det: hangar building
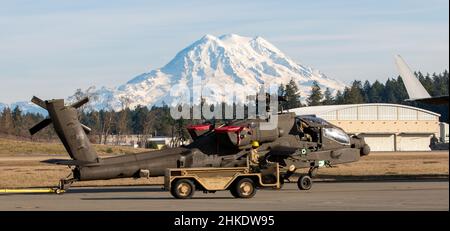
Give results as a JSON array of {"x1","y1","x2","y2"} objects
[{"x1": 290, "y1": 103, "x2": 440, "y2": 151}]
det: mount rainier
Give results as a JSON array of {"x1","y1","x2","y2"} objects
[
  {"x1": 88, "y1": 34, "x2": 345, "y2": 111},
  {"x1": 5, "y1": 34, "x2": 346, "y2": 113}
]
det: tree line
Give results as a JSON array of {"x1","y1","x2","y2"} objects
[
  {"x1": 0, "y1": 70, "x2": 448, "y2": 143},
  {"x1": 298, "y1": 70, "x2": 448, "y2": 122}
]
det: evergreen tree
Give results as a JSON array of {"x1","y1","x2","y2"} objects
[
  {"x1": 362, "y1": 80, "x2": 371, "y2": 103},
  {"x1": 420, "y1": 73, "x2": 434, "y2": 94},
  {"x1": 383, "y1": 79, "x2": 395, "y2": 103},
  {"x1": 432, "y1": 71, "x2": 448, "y2": 96},
  {"x1": 322, "y1": 88, "x2": 334, "y2": 105},
  {"x1": 394, "y1": 76, "x2": 408, "y2": 101},
  {"x1": 12, "y1": 106, "x2": 23, "y2": 136},
  {"x1": 131, "y1": 105, "x2": 149, "y2": 134},
  {"x1": 306, "y1": 81, "x2": 323, "y2": 106},
  {"x1": 343, "y1": 81, "x2": 364, "y2": 104},
  {"x1": 369, "y1": 80, "x2": 384, "y2": 103},
  {"x1": 334, "y1": 90, "x2": 344, "y2": 104},
  {"x1": 442, "y1": 70, "x2": 449, "y2": 95},
  {"x1": 284, "y1": 79, "x2": 303, "y2": 109},
  {"x1": 278, "y1": 84, "x2": 287, "y2": 111}
]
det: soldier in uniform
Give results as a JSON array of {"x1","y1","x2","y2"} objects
[{"x1": 249, "y1": 140, "x2": 260, "y2": 172}]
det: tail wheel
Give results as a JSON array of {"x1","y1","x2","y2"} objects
[
  {"x1": 297, "y1": 175, "x2": 312, "y2": 190},
  {"x1": 361, "y1": 144, "x2": 371, "y2": 156},
  {"x1": 231, "y1": 178, "x2": 257, "y2": 199},
  {"x1": 171, "y1": 179, "x2": 195, "y2": 199},
  {"x1": 308, "y1": 167, "x2": 318, "y2": 178}
]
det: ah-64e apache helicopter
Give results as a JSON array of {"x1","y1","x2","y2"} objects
[{"x1": 29, "y1": 95, "x2": 370, "y2": 191}]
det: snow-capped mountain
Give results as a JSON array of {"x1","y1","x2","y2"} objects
[
  {"x1": 9, "y1": 34, "x2": 346, "y2": 113},
  {"x1": 0, "y1": 101, "x2": 48, "y2": 116},
  {"x1": 0, "y1": 103, "x2": 6, "y2": 112},
  {"x1": 87, "y1": 34, "x2": 345, "y2": 111},
  {"x1": 11, "y1": 102, "x2": 48, "y2": 116}
]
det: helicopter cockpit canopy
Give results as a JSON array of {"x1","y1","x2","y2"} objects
[
  {"x1": 323, "y1": 127, "x2": 351, "y2": 145},
  {"x1": 296, "y1": 115, "x2": 351, "y2": 145},
  {"x1": 297, "y1": 115, "x2": 330, "y2": 127}
]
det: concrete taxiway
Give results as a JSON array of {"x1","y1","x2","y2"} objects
[{"x1": 0, "y1": 181, "x2": 448, "y2": 211}]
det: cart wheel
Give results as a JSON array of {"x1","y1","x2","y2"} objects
[
  {"x1": 297, "y1": 175, "x2": 312, "y2": 190},
  {"x1": 230, "y1": 188, "x2": 239, "y2": 198},
  {"x1": 231, "y1": 178, "x2": 257, "y2": 198},
  {"x1": 171, "y1": 179, "x2": 195, "y2": 199}
]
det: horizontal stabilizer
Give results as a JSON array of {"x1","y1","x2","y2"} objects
[
  {"x1": 29, "y1": 118, "x2": 52, "y2": 135},
  {"x1": 41, "y1": 159, "x2": 101, "y2": 166}
]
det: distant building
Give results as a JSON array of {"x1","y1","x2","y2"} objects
[
  {"x1": 101, "y1": 135, "x2": 186, "y2": 149},
  {"x1": 440, "y1": 122, "x2": 449, "y2": 143},
  {"x1": 148, "y1": 136, "x2": 175, "y2": 149},
  {"x1": 101, "y1": 134, "x2": 141, "y2": 147},
  {"x1": 290, "y1": 103, "x2": 441, "y2": 151}
]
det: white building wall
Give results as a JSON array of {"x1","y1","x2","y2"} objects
[
  {"x1": 378, "y1": 106, "x2": 397, "y2": 120},
  {"x1": 440, "y1": 122, "x2": 449, "y2": 143},
  {"x1": 292, "y1": 103, "x2": 441, "y2": 152},
  {"x1": 337, "y1": 107, "x2": 357, "y2": 120},
  {"x1": 398, "y1": 107, "x2": 417, "y2": 120},
  {"x1": 358, "y1": 105, "x2": 377, "y2": 120},
  {"x1": 361, "y1": 134, "x2": 395, "y2": 152},
  {"x1": 397, "y1": 134, "x2": 432, "y2": 151}
]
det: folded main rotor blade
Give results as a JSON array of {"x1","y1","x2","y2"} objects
[
  {"x1": 70, "y1": 97, "x2": 89, "y2": 109},
  {"x1": 29, "y1": 118, "x2": 52, "y2": 135},
  {"x1": 31, "y1": 96, "x2": 47, "y2": 109}
]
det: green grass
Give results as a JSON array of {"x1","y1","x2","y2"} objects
[{"x1": 0, "y1": 138, "x2": 149, "y2": 156}]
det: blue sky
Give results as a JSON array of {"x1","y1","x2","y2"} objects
[{"x1": 0, "y1": 0, "x2": 448, "y2": 103}]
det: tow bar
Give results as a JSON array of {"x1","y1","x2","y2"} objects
[{"x1": 0, "y1": 188, "x2": 65, "y2": 194}]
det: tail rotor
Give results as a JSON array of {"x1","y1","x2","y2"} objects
[
  {"x1": 28, "y1": 96, "x2": 91, "y2": 135},
  {"x1": 28, "y1": 95, "x2": 99, "y2": 164}
]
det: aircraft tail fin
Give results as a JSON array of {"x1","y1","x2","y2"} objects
[
  {"x1": 29, "y1": 96, "x2": 100, "y2": 164},
  {"x1": 394, "y1": 55, "x2": 431, "y2": 100}
]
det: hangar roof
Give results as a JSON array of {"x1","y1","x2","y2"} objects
[{"x1": 289, "y1": 103, "x2": 440, "y2": 117}]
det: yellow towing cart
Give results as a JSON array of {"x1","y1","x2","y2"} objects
[{"x1": 165, "y1": 163, "x2": 281, "y2": 199}]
